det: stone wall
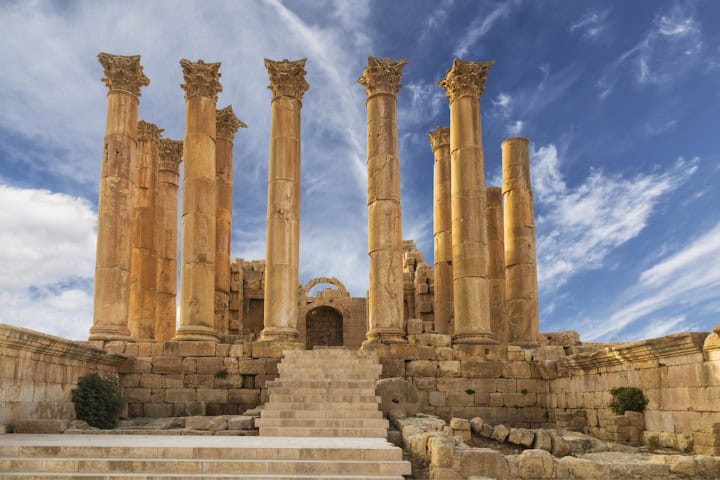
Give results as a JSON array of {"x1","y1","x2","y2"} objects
[{"x1": 0, "y1": 324, "x2": 122, "y2": 427}]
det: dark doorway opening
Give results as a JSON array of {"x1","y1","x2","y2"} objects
[{"x1": 305, "y1": 306, "x2": 343, "y2": 349}]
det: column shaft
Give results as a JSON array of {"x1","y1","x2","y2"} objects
[
  {"x1": 486, "y1": 186, "x2": 509, "y2": 343},
  {"x1": 430, "y1": 127, "x2": 453, "y2": 335},
  {"x1": 259, "y1": 59, "x2": 308, "y2": 343},
  {"x1": 175, "y1": 59, "x2": 222, "y2": 342},
  {"x1": 89, "y1": 53, "x2": 149, "y2": 342},
  {"x1": 359, "y1": 57, "x2": 408, "y2": 345},
  {"x1": 439, "y1": 59, "x2": 497, "y2": 344},
  {"x1": 502, "y1": 137, "x2": 539, "y2": 346},
  {"x1": 155, "y1": 139, "x2": 183, "y2": 342}
]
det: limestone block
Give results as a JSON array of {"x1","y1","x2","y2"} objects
[
  {"x1": 228, "y1": 389, "x2": 260, "y2": 405},
  {"x1": 125, "y1": 387, "x2": 151, "y2": 402},
  {"x1": 250, "y1": 341, "x2": 302, "y2": 358},
  {"x1": 428, "y1": 435, "x2": 455, "y2": 468},
  {"x1": 163, "y1": 374, "x2": 183, "y2": 389},
  {"x1": 517, "y1": 449, "x2": 555, "y2": 479},
  {"x1": 549, "y1": 430, "x2": 571, "y2": 457},
  {"x1": 447, "y1": 391, "x2": 474, "y2": 407},
  {"x1": 163, "y1": 341, "x2": 216, "y2": 357},
  {"x1": 429, "y1": 466, "x2": 462, "y2": 479},
  {"x1": 533, "y1": 430, "x2": 552, "y2": 452},
  {"x1": 165, "y1": 388, "x2": 196, "y2": 403},
  {"x1": 196, "y1": 388, "x2": 228, "y2": 403},
  {"x1": 407, "y1": 360, "x2": 438, "y2": 377},
  {"x1": 144, "y1": 403, "x2": 173, "y2": 418},
  {"x1": 195, "y1": 357, "x2": 225, "y2": 374},
  {"x1": 436, "y1": 347, "x2": 454, "y2": 361},
  {"x1": 140, "y1": 374, "x2": 163, "y2": 389},
  {"x1": 462, "y1": 360, "x2": 501, "y2": 378},
  {"x1": 480, "y1": 423, "x2": 494, "y2": 438},
  {"x1": 470, "y1": 417, "x2": 484, "y2": 434},
  {"x1": 558, "y1": 456, "x2": 609, "y2": 479},
  {"x1": 496, "y1": 378, "x2": 517, "y2": 393},
  {"x1": 455, "y1": 448, "x2": 508, "y2": 479},
  {"x1": 414, "y1": 377, "x2": 437, "y2": 391},
  {"x1": 13, "y1": 419, "x2": 68, "y2": 434},
  {"x1": 381, "y1": 358, "x2": 405, "y2": 377},
  {"x1": 508, "y1": 428, "x2": 535, "y2": 447},
  {"x1": 430, "y1": 391, "x2": 447, "y2": 407},
  {"x1": 450, "y1": 418, "x2": 470, "y2": 430},
  {"x1": 492, "y1": 424, "x2": 510, "y2": 443},
  {"x1": 694, "y1": 455, "x2": 720, "y2": 478},
  {"x1": 376, "y1": 377, "x2": 420, "y2": 418},
  {"x1": 227, "y1": 416, "x2": 254, "y2": 430},
  {"x1": 408, "y1": 318, "x2": 423, "y2": 335},
  {"x1": 412, "y1": 333, "x2": 452, "y2": 348},
  {"x1": 533, "y1": 346, "x2": 566, "y2": 361},
  {"x1": 501, "y1": 361, "x2": 532, "y2": 379},
  {"x1": 184, "y1": 374, "x2": 214, "y2": 388},
  {"x1": 152, "y1": 356, "x2": 182, "y2": 373},
  {"x1": 538, "y1": 331, "x2": 580, "y2": 347}
]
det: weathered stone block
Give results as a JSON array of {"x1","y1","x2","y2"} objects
[
  {"x1": 533, "y1": 346, "x2": 566, "y2": 361},
  {"x1": 251, "y1": 341, "x2": 302, "y2": 358},
  {"x1": 508, "y1": 428, "x2": 535, "y2": 447},
  {"x1": 228, "y1": 389, "x2": 260, "y2": 405},
  {"x1": 549, "y1": 430, "x2": 571, "y2": 457},
  {"x1": 196, "y1": 389, "x2": 227, "y2": 403},
  {"x1": 13, "y1": 419, "x2": 68, "y2": 434},
  {"x1": 429, "y1": 391, "x2": 447, "y2": 407},
  {"x1": 413, "y1": 376, "x2": 437, "y2": 391},
  {"x1": 462, "y1": 360, "x2": 501, "y2": 378},
  {"x1": 165, "y1": 388, "x2": 196, "y2": 403},
  {"x1": 196, "y1": 357, "x2": 225, "y2": 375},
  {"x1": 449, "y1": 418, "x2": 470, "y2": 430},
  {"x1": 502, "y1": 361, "x2": 532, "y2": 379},
  {"x1": 143, "y1": 402, "x2": 173, "y2": 418},
  {"x1": 407, "y1": 360, "x2": 438, "y2": 377},
  {"x1": 163, "y1": 341, "x2": 216, "y2": 357},
  {"x1": 533, "y1": 430, "x2": 552, "y2": 452},
  {"x1": 447, "y1": 391, "x2": 474, "y2": 407},
  {"x1": 470, "y1": 417, "x2": 484, "y2": 434},
  {"x1": 152, "y1": 357, "x2": 182, "y2": 373},
  {"x1": 407, "y1": 318, "x2": 423, "y2": 335},
  {"x1": 492, "y1": 424, "x2": 510, "y2": 443},
  {"x1": 436, "y1": 347, "x2": 454, "y2": 361},
  {"x1": 228, "y1": 415, "x2": 254, "y2": 430},
  {"x1": 517, "y1": 449, "x2": 555, "y2": 479},
  {"x1": 479, "y1": 423, "x2": 494, "y2": 438},
  {"x1": 125, "y1": 387, "x2": 151, "y2": 402},
  {"x1": 140, "y1": 373, "x2": 163, "y2": 389},
  {"x1": 439, "y1": 361, "x2": 461, "y2": 377},
  {"x1": 455, "y1": 448, "x2": 508, "y2": 478}
]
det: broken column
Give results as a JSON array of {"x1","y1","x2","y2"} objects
[
  {"x1": 155, "y1": 139, "x2": 183, "y2": 342},
  {"x1": 438, "y1": 59, "x2": 496, "y2": 344},
  {"x1": 358, "y1": 56, "x2": 408, "y2": 345},
  {"x1": 429, "y1": 126, "x2": 453, "y2": 335},
  {"x1": 258, "y1": 59, "x2": 308, "y2": 343},
  {"x1": 89, "y1": 53, "x2": 149, "y2": 342},
  {"x1": 502, "y1": 137, "x2": 539, "y2": 346},
  {"x1": 174, "y1": 59, "x2": 222, "y2": 342},
  {"x1": 128, "y1": 121, "x2": 162, "y2": 341},
  {"x1": 214, "y1": 105, "x2": 246, "y2": 337},
  {"x1": 486, "y1": 186, "x2": 509, "y2": 344}
]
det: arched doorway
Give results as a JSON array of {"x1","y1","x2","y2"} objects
[{"x1": 305, "y1": 306, "x2": 343, "y2": 350}]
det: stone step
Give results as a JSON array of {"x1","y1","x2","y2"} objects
[
  {"x1": 276, "y1": 368, "x2": 382, "y2": 377},
  {"x1": 255, "y1": 418, "x2": 389, "y2": 429},
  {"x1": 260, "y1": 410, "x2": 384, "y2": 420},
  {"x1": 0, "y1": 475, "x2": 405, "y2": 479},
  {"x1": 262, "y1": 402, "x2": 381, "y2": 411},
  {"x1": 267, "y1": 395, "x2": 381, "y2": 404},
  {"x1": 266, "y1": 387, "x2": 377, "y2": 396},
  {"x1": 259, "y1": 427, "x2": 389, "y2": 438}
]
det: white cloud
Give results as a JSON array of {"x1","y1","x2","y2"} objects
[
  {"x1": 453, "y1": 2, "x2": 516, "y2": 58},
  {"x1": 568, "y1": 9, "x2": 612, "y2": 39},
  {"x1": 508, "y1": 120, "x2": 524, "y2": 136}
]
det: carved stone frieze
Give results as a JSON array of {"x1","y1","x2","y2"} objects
[
  {"x1": 438, "y1": 59, "x2": 494, "y2": 102},
  {"x1": 180, "y1": 59, "x2": 223, "y2": 100},
  {"x1": 158, "y1": 139, "x2": 183, "y2": 173},
  {"x1": 98, "y1": 52, "x2": 150, "y2": 96},
  {"x1": 216, "y1": 105, "x2": 247, "y2": 141},
  {"x1": 137, "y1": 121, "x2": 163, "y2": 143},
  {"x1": 428, "y1": 126, "x2": 450, "y2": 152},
  {"x1": 264, "y1": 58, "x2": 309, "y2": 101},
  {"x1": 358, "y1": 56, "x2": 408, "y2": 97}
]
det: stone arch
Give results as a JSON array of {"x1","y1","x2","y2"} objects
[{"x1": 303, "y1": 277, "x2": 350, "y2": 298}]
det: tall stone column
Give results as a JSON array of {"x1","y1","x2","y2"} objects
[
  {"x1": 155, "y1": 139, "x2": 183, "y2": 342},
  {"x1": 502, "y1": 137, "x2": 539, "y2": 346},
  {"x1": 214, "y1": 105, "x2": 246, "y2": 337},
  {"x1": 429, "y1": 126, "x2": 453, "y2": 335},
  {"x1": 358, "y1": 56, "x2": 408, "y2": 345},
  {"x1": 89, "y1": 53, "x2": 149, "y2": 342},
  {"x1": 258, "y1": 58, "x2": 308, "y2": 343},
  {"x1": 174, "y1": 59, "x2": 222, "y2": 342},
  {"x1": 128, "y1": 121, "x2": 162, "y2": 341},
  {"x1": 486, "y1": 186, "x2": 509, "y2": 343},
  {"x1": 438, "y1": 59, "x2": 497, "y2": 344}
]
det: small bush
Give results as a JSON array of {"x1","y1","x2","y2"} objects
[
  {"x1": 214, "y1": 368, "x2": 229, "y2": 379},
  {"x1": 465, "y1": 388, "x2": 475, "y2": 395},
  {"x1": 71, "y1": 373, "x2": 122, "y2": 429},
  {"x1": 609, "y1": 387, "x2": 648, "y2": 415}
]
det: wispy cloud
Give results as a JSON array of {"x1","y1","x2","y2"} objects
[
  {"x1": 453, "y1": 1, "x2": 516, "y2": 58},
  {"x1": 569, "y1": 8, "x2": 612, "y2": 39}
]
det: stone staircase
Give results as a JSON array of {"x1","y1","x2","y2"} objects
[{"x1": 257, "y1": 348, "x2": 389, "y2": 438}]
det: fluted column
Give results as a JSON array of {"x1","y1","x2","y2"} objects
[
  {"x1": 358, "y1": 57, "x2": 408, "y2": 345},
  {"x1": 214, "y1": 105, "x2": 246, "y2": 337},
  {"x1": 429, "y1": 126, "x2": 453, "y2": 335},
  {"x1": 174, "y1": 59, "x2": 222, "y2": 342},
  {"x1": 128, "y1": 121, "x2": 162, "y2": 341},
  {"x1": 259, "y1": 58, "x2": 308, "y2": 343},
  {"x1": 439, "y1": 59, "x2": 497, "y2": 344},
  {"x1": 502, "y1": 137, "x2": 539, "y2": 346},
  {"x1": 486, "y1": 186, "x2": 509, "y2": 343},
  {"x1": 89, "y1": 53, "x2": 149, "y2": 342},
  {"x1": 155, "y1": 139, "x2": 183, "y2": 342}
]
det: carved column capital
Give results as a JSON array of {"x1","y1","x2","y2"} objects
[
  {"x1": 158, "y1": 139, "x2": 183, "y2": 173},
  {"x1": 428, "y1": 126, "x2": 450, "y2": 152},
  {"x1": 98, "y1": 52, "x2": 150, "y2": 96},
  {"x1": 358, "y1": 56, "x2": 408, "y2": 97},
  {"x1": 216, "y1": 105, "x2": 247, "y2": 141},
  {"x1": 264, "y1": 58, "x2": 309, "y2": 101},
  {"x1": 180, "y1": 59, "x2": 223, "y2": 100},
  {"x1": 438, "y1": 59, "x2": 494, "y2": 102},
  {"x1": 137, "y1": 121, "x2": 163, "y2": 143}
]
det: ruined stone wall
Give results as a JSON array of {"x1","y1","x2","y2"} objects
[{"x1": 0, "y1": 324, "x2": 122, "y2": 427}]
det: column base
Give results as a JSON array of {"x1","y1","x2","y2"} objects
[
  {"x1": 88, "y1": 325, "x2": 133, "y2": 343},
  {"x1": 258, "y1": 326, "x2": 299, "y2": 343},
  {"x1": 363, "y1": 327, "x2": 407, "y2": 346},
  {"x1": 452, "y1": 330, "x2": 498, "y2": 345},
  {"x1": 173, "y1": 324, "x2": 219, "y2": 342}
]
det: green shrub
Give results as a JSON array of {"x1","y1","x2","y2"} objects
[
  {"x1": 214, "y1": 368, "x2": 229, "y2": 379},
  {"x1": 609, "y1": 387, "x2": 648, "y2": 415},
  {"x1": 71, "y1": 373, "x2": 122, "y2": 429}
]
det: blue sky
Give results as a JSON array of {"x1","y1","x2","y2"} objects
[{"x1": 0, "y1": 0, "x2": 718, "y2": 341}]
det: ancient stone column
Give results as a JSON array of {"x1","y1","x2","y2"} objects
[
  {"x1": 502, "y1": 137, "x2": 539, "y2": 346},
  {"x1": 174, "y1": 59, "x2": 222, "y2": 342},
  {"x1": 155, "y1": 139, "x2": 183, "y2": 342},
  {"x1": 89, "y1": 53, "x2": 149, "y2": 342},
  {"x1": 429, "y1": 126, "x2": 453, "y2": 335},
  {"x1": 258, "y1": 58, "x2": 308, "y2": 343},
  {"x1": 214, "y1": 105, "x2": 246, "y2": 337},
  {"x1": 438, "y1": 59, "x2": 497, "y2": 344},
  {"x1": 128, "y1": 121, "x2": 162, "y2": 341},
  {"x1": 358, "y1": 57, "x2": 408, "y2": 345},
  {"x1": 486, "y1": 186, "x2": 509, "y2": 344}
]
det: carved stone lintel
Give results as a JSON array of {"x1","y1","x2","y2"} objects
[
  {"x1": 216, "y1": 105, "x2": 247, "y2": 141},
  {"x1": 358, "y1": 56, "x2": 408, "y2": 97},
  {"x1": 158, "y1": 139, "x2": 183, "y2": 173},
  {"x1": 428, "y1": 126, "x2": 450, "y2": 152},
  {"x1": 264, "y1": 58, "x2": 309, "y2": 101},
  {"x1": 180, "y1": 59, "x2": 223, "y2": 100},
  {"x1": 438, "y1": 58, "x2": 494, "y2": 102},
  {"x1": 98, "y1": 52, "x2": 150, "y2": 96},
  {"x1": 137, "y1": 121, "x2": 163, "y2": 143}
]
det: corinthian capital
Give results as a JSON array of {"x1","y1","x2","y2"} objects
[
  {"x1": 98, "y1": 52, "x2": 150, "y2": 96},
  {"x1": 358, "y1": 56, "x2": 408, "y2": 97},
  {"x1": 158, "y1": 139, "x2": 183, "y2": 173},
  {"x1": 428, "y1": 126, "x2": 450, "y2": 152},
  {"x1": 137, "y1": 121, "x2": 163, "y2": 143},
  {"x1": 180, "y1": 59, "x2": 223, "y2": 100},
  {"x1": 264, "y1": 58, "x2": 309, "y2": 101},
  {"x1": 216, "y1": 105, "x2": 247, "y2": 141},
  {"x1": 438, "y1": 59, "x2": 494, "y2": 102}
]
